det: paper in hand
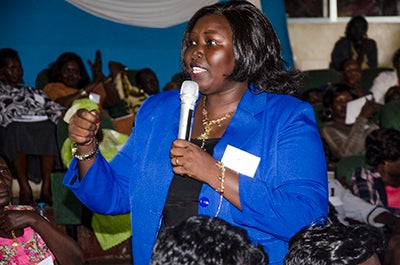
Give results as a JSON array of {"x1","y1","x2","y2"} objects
[{"x1": 345, "y1": 94, "x2": 373, "y2": 124}]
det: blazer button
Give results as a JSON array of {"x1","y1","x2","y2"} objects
[{"x1": 199, "y1": 197, "x2": 210, "y2": 207}]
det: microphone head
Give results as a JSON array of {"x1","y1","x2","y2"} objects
[{"x1": 180, "y1": 81, "x2": 199, "y2": 105}]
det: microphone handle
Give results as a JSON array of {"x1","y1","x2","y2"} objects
[{"x1": 178, "y1": 104, "x2": 195, "y2": 140}]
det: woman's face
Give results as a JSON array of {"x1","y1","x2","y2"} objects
[
  {"x1": 183, "y1": 14, "x2": 237, "y2": 95},
  {"x1": 342, "y1": 61, "x2": 361, "y2": 88},
  {"x1": 0, "y1": 56, "x2": 23, "y2": 87},
  {"x1": 332, "y1": 91, "x2": 353, "y2": 121},
  {"x1": 137, "y1": 70, "x2": 159, "y2": 95},
  {"x1": 60, "y1": 60, "x2": 82, "y2": 88},
  {"x1": 0, "y1": 157, "x2": 12, "y2": 208}
]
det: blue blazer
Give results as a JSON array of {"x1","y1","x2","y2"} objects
[{"x1": 64, "y1": 87, "x2": 328, "y2": 265}]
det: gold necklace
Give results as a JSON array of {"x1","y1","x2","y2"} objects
[
  {"x1": 11, "y1": 230, "x2": 18, "y2": 247},
  {"x1": 197, "y1": 96, "x2": 235, "y2": 150}
]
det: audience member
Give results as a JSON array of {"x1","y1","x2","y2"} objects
[
  {"x1": 63, "y1": 2, "x2": 328, "y2": 264},
  {"x1": 0, "y1": 48, "x2": 65, "y2": 205},
  {"x1": 151, "y1": 215, "x2": 268, "y2": 265},
  {"x1": 352, "y1": 128, "x2": 400, "y2": 215},
  {"x1": 351, "y1": 128, "x2": 400, "y2": 263},
  {"x1": 329, "y1": 177, "x2": 399, "y2": 229},
  {"x1": 284, "y1": 222, "x2": 385, "y2": 265},
  {"x1": 320, "y1": 83, "x2": 379, "y2": 163},
  {"x1": 384, "y1": 85, "x2": 400, "y2": 104},
  {"x1": 43, "y1": 50, "x2": 121, "y2": 110},
  {"x1": 370, "y1": 48, "x2": 400, "y2": 104},
  {"x1": 330, "y1": 172, "x2": 400, "y2": 265},
  {"x1": 340, "y1": 58, "x2": 369, "y2": 97},
  {"x1": 330, "y1": 16, "x2": 377, "y2": 72},
  {"x1": 110, "y1": 62, "x2": 151, "y2": 116},
  {"x1": 0, "y1": 154, "x2": 85, "y2": 265},
  {"x1": 135, "y1": 68, "x2": 160, "y2": 95}
]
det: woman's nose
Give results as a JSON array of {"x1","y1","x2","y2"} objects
[{"x1": 191, "y1": 47, "x2": 203, "y2": 60}]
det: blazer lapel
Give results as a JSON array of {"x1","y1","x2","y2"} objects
[{"x1": 213, "y1": 89, "x2": 266, "y2": 160}]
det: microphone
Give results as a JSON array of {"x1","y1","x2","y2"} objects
[{"x1": 178, "y1": 80, "x2": 199, "y2": 140}]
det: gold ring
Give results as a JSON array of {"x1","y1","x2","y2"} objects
[{"x1": 175, "y1": 157, "x2": 180, "y2": 166}]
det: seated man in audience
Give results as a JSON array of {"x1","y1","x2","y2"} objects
[
  {"x1": 370, "y1": 48, "x2": 400, "y2": 104},
  {"x1": 135, "y1": 68, "x2": 160, "y2": 96},
  {"x1": 351, "y1": 128, "x2": 400, "y2": 264},
  {"x1": 329, "y1": 177, "x2": 399, "y2": 228},
  {"x1": 150, "y1": 216, "x2": 268, "y2": 265},
  {"x1": 352, "y1": 128, "x2": 400, "y2": 215},
  {"x1": 285, "y1": 222, "x2": 385, "y2": 265}
]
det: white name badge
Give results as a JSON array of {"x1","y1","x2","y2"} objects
[
  {"x1": 37, "y1": 256, "x2": 54, "y2": 265},
  {"x1": 221, "y1": 145, "x2": 260, "y2": 178},
  {"x1": 34, "y1": 93, "x2": 45, "y2": 104}
]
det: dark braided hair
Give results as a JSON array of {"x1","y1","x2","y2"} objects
[{"x1": 365, "y1": 128, "x2": 400, "y2": 167}]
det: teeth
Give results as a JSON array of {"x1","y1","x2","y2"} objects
[{"x1": 192, "y1": 67, "x2": 206, "y2": 74}]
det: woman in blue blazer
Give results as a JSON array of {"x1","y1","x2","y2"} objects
[{"x1": 64, "y1": 2, "x2": 328, "y2": 264}]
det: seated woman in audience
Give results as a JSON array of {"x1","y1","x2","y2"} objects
[
  {"x1": 0, "y1": 48, "x2": 64, "y2": 205},
  {"x1": 319, "y1": 83, "x2": 379, "y2": 164},
  {"x1": 340, "y1": 59, "x2": 370, "y2": 97},
  {"x1": 370, "y1": 48, "x2": 400, "y2": 104},
  {"x1": 285, "y1": 222, "x2": 385, "y2": 265},
  {"x1": 43, "y1": 50, "x2": 120, "y2": 110},
  {"x1": 329, "y1": 15, "x2": 377, "y2": 72},
  {"x1": 0, "y1": 154, "x2": 85, "y2": 265}
]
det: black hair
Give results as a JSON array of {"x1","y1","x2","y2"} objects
[
  {"x1": 49, "y1": 52, "x2": 90, "y2": 88},
  {"x1": 151, "y1": 216, "x2": 268, "y2": 265},
  {"x1": 285, "y1": 223, "x2": 385, "y2": 265},
  {"x1": 321, "y1": 83, "x2": 354, "y2": 121},
  {"x1": 0, "y1": 48, "x2": 19, "y2": 69},
  {"x1": 181, "y1": 1, "x2": 302, "y2": 96},
  {"x1": 384, "y1": 85, "x2": 400, "y2": 104},
  {"x1": 365, "y1": 128, "x2": 400, "y2": 167},
  {"x1": 345, "y1": 16, "x2": 368, "y2": 39},
  {"x1": 135, "y1": 68, "x2": 157, "y2": 86}
]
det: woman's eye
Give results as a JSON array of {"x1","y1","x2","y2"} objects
[
  {"x1": 207, "y1": 40, "x2": 217, "y2": 46},
  {"x1": 187, "y1": 40, "x2": 197, "y2": 46}
]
